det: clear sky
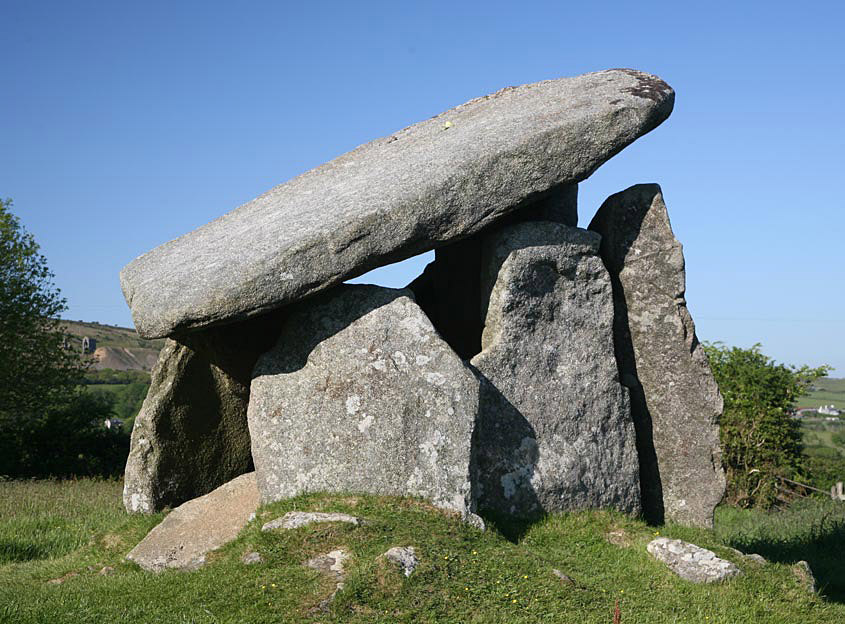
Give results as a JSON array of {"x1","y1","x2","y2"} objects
[{"x1": 2, "y1": 1, "x2": 843, "y2": 373}]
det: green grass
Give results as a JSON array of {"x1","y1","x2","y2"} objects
[
  {"x1": 801, "y1": 377, "x2": 845, "y2": 410},
  {"x1": 801, "y1": 417, "x2": 845, "y2": 491},
  {"x1": 2, "y1": 480, "x2": 845, "y2": 623}
]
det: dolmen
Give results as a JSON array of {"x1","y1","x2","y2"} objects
[{"x1": 121, "y1": 68, "x2": 725, "y2": 529}]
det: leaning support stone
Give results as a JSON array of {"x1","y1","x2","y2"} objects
[
  {"x1": 589, "y1": 184, "x2": 726, "y2": 528},
  {"x1": 248, "y1": 285, "x2": 480, "y2": 520},
  {"x1": 126, "y1": 472, "x2": 259, "y2": 572},
  {"x1": 470, "y1": 222, "x2": 641, "y2": 517},
  {"x1": 123, "y1": 313, "x2": 283, "y2": 513}
]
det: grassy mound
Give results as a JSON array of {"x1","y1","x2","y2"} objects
[{"x1": 1, "y1": 479, "x2": 844, "y2": 623}]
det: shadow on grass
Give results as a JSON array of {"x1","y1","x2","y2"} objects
[
  {"x1": 479, "y1": 509, "x2": 547, "y2": 543},
  {"x1": 0, "y1": 540, "x2": 52, "y2": 564},
  {"x1": 722, "y1": 499, "x2": 845, "y2": 603}
]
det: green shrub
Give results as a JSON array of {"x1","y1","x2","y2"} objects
[
  {"x1": 703, "y1": 342, "x2": 829, "y2": 508},
  {"x1": 0, "y1": 390, "x2": 129, "y2": 479}
]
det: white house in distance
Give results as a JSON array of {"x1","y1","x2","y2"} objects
[{"x1": 818, "y1": 404, "x2": 840, "y2": 416}]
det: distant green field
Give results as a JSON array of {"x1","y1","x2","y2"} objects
[
  {"x1": 801, "y1": 417, "x2": 845, "y2": 492},
  {"x1": 801, "y1": 378, "x2": 845, "y2": 410}
]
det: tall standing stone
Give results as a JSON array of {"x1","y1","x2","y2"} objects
[
  {"x1": 470, "y1": 222, "x2": 641, "y2": 517},
  {"x1": 248, "y1": 285, "x2": 480, "y2": 519},
  {"x1": 120, "y1": 69, "x2": 674, "y2": 339},
  {"x1": 589, "y1": 183, "x2": 725, "y2": 528},
  {"x1": 409, "y1": 184, "x2": 578, "y2": 360},
  {"x1": 123, "y1": 313, "x2": 282, "y2": 513}
]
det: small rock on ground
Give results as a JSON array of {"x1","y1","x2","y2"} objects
[
  {"x1": 793, "y1": 560, "x2": 817, "y2": 593},
  {"x1": 552, "y1": 569, "x2": 576, "y2": 586},
  {"x1": 262, "y1": 511, "x2": 360, "y2": 531},
  {"x1": 605, "y1": 529, "x2": 634, "y2": 547},
  {"x1": 47, "y1": 572, "x2": 78, "y2": 585},
  {"x1": 305, "y1": 549, "x2": 351, "y2": 612},
  {"x1": 647, "y1": 538, "x2": 741, "y2": 583},
  {"x1": 241, "y1": 551, "x2": 263, "y2": 565},
  {"x1": 305, "y1": 549, "x2": 350, "y2": 579},
  {"x1": 383, "y1": 546, "x2": 419, "y2": 577}
]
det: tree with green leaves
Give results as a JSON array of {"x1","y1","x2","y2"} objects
[
  {"x1": 0, "y1": 198, "x2": 83, "y2": 415},
  {"x1": 703, "y1": 342, "x2": 830, "y2": 508},
  {"x1": 0, "y1": 198, "x2": 121, "y2": 477}
]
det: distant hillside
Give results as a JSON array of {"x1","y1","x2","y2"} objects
[
  {"x1": 801, "y1": 377, "x2": 845, "y2": 411},
  {"x1": 60, "y1": 320, "x2": 163, "y2": 372}
]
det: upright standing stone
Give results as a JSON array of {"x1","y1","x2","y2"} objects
[
  {"x1": 470, "y1": 222, "x2": 641, "y2": 517},
  {"x1": 589, "y1": 184, "x2": 725, "y2": 528},
  {"x1": 120, "y1": 70, "x2": 674, "y2": 339},
  {"x1": 123, "y1": 313, "x2": 282, "y2": 513},
  {"x1": 409, "y1": 184, "x2": 578, "y2": 360},
  {"x1": 248, "y1": 285, "x2": 479, "y2": 519}
]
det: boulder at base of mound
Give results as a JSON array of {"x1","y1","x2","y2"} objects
[
  {"x1": 470, "y1": 222, "x2": 640, "y2": 517},
  {"x1": 123, "y1": 312, "x2": 282, "y2": 514},
  {"x1": 647, "y1": 537, "x2": 740, "y2": 583},
  {"x1": 126, "y1": 472, "x2": 258, "y2": 572},
  {"x1": 248, "y1": 285, "x2": 479, "y2": 520},
  {"x1": 261, "y1": 512, "x2": 360, "y2": 531},
  {"x1": 589, "y1": 184, "x2": 725, "y2": 528}
]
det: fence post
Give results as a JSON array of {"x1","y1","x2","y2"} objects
[{"x1": 837, "y1": 482, "x2": 844, "y2": 501}]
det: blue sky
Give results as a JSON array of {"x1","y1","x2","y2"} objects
[{"x1": 2, "y1": 1, "x2": 843, "y2": 373}]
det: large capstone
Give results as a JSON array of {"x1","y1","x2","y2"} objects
[
  {"x1": 121, "y1": 70, "x2": 673, "y2": 339},
  {"x1": 408, "y1": 183, "x2": 578, "y2": 360},
  {"x1": 248, "y1": 285, "x2": 479, "y2": 518},
  {"x1": 470, "y1": 222, "x2": 641, "y2": 517},
  {"x1": 123, "y1": 313, "x2": 282, "y2": 513},
  {"x1": 589, "y1": 183, "x2": 726, "y2": 528}
]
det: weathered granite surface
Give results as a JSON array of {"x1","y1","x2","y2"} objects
[
  {"x1": 121, "y1": 70, "x2": 674, "y2": 339},
  {"x1": 262, "y1": 511, "x2": 360, "y2": 531},
  {"x1": 470, "y1": 222, "x2": 641, "y2": 517},
  {"x1": 589, "y1": 184, "x2": 725, "y2": 528},
  {"x1": 126, "y1": 472, "x2": 258, "y2": 572},
  {"x1": 248, "y1": 285, "x2": 479, "y2": 519},
  {"x1": 383, "y1": 546, "x2": 419, "y2": 577},
  {"x1": 123, "y1": 313, "x2": 282, "y2": 513},
  {"x1": 793, "y1": 560, "x2": 817, "y2": 593},
  {"x1": 647, "y1": 537, "x2": 740, "y2": 583},
  {"x1": 408, "y1": 184, "x2": 578, "y2": 360}
]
